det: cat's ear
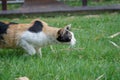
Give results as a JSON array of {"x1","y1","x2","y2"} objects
[
  {"x1": 64, "y1": 24, "x2": 71, "y2": 31},
  {"x1": 57, "y1": 24, "x2": 72, "y2": 36},
  {"x1": 57, "y1": 24, "x2": 71, "y2": 36},
  {"x1": 57, "y1": 28, "x2": 64, "y2": 36}
]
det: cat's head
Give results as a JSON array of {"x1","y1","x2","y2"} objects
[{"x1": 57, "y1": 24, "x2": 76, "y2": 46}]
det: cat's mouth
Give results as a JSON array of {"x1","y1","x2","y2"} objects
[{"x1": 57, "y1": 38, "x2": 76, "y2": 46}]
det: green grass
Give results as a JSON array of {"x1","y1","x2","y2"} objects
[
  {"x1": 64, "y1": 0, "x2": 120, "y2": 6},
  {"x1": 0, "y1": 4, "x2": 22, "y2": 10},
  {"x1": 0, "y1": 0, "x2": 120, "y2": 10},
  {"x1": 0, "y1": 13, "x2": 120, "y2": 80}
]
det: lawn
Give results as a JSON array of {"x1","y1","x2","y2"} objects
[
  {"x1": 0, "y1": 0, "x2": 120, "y2": 10},
  {"x1": 0, "y1": 12, "x2": 120, "y2": 80}
]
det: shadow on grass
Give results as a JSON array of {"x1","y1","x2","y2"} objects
[
  {"x1": 0, "y1": 49, "x2": 26, "y2": 57},
  {"x1": 0, "y1": 48, "x2": 44, "y2": 60}
]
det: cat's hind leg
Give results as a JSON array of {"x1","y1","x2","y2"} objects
[{"x1": 19, "y1": 39, "x2": 36, "y2": 55}]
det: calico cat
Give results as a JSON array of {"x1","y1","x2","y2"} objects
[{"x1": 0, "y1": 19, "x2": 76, "y2": 57}]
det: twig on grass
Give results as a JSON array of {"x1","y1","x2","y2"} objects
[
  {"x1": 109, "y1": 32, "x2": 120, "y2": 38},
  {"x1": 50, "y1": 45, "x2": 84, "y2": 53},
  {"x1": 96, "y1": 74, "x2": 105, "y2": 80},
  {"x1": 109, "y1": 40, "x2": 120, "y2": 48},
  {"x1": 108, "y1": 32, "x2": 120, "y2": 48}
]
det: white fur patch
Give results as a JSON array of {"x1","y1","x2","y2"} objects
[
  {"x1": 70, "y1": 32, "x2": 76, "y2": 46},
  {"x1": 21, "y1": 31, "x2": 51, "y2": 47},
  {"x1": 18, "y1": 31, "x2": 55, "y2": 55}
]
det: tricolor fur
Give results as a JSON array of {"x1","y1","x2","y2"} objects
[{"x1": 0, "y1": 19, "x2": 76, "y2": 57}]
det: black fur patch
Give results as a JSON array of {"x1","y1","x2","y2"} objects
[
  {"x1": 0, "y1": 35, "x2": 4, "y2": 40},
  {"x1": 0, "y1": 21, "x2": 18, "y2": 41},
  {"x1": 57, "y1": 30, "x2": 72, "y2": 42},
  {"x1": 0, "y1": 22, "x2": 9, "y2": 41},
  {"x1": 0, "y1": 22, "x2": 9, "y2": 34},
  {"x1": 28, "y1": 21, "x2": 43, "y2": 33}
]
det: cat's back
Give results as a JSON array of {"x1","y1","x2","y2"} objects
[{"x1": 0, "y1": 22, "x2": 31, "y2": 48}]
